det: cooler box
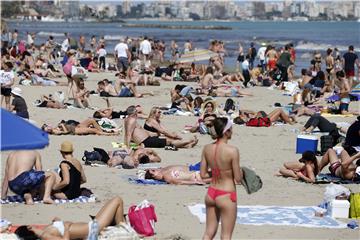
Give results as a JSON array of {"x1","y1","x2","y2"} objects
[
  {"x1": 296, "y1": 135, "x2": 318, "y2": 154},
  {"x1": 330, "y1": 199, "x2": 350, "y2": 218}
]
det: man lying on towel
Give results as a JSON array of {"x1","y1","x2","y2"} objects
[{"x1": 1, "y1": 151, "x2": 56, "y2": 204}]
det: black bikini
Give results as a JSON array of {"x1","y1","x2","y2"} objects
[
  {"x1": 144, "y1": 123, "x2": 159, "y2": 133},
  {"x1": 59, "y1": 161, "x2": 81, "y2": 200}
]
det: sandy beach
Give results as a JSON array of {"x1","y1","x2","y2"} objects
[{"x1": 1, "y1": 70, "x2": 359, "y2": 240}]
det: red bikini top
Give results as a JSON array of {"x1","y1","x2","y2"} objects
[{"x1": 211, "y1": 140, "x2": 221, "y2": 183}]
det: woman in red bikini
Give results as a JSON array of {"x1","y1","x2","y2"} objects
[
  {"x1": 200, "y1": 117, "x2": 243, "y2": 240},
  {"x1": 276, "y1": 151, "x2": 319, "y2": 183}
]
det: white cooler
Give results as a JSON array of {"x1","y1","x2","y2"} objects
[{"x1": 330, "y1": 199, "x2": 350, "y2": 218}]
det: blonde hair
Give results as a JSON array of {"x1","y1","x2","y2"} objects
[{"x1": 148, "y1": 107, "x2": 159, "y2": 120}]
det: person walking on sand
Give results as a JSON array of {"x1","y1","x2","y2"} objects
[
  {"x1": 1, "y1": 151, "x2": 56, "y2": 204},
  {"x1": 200, "y1": 117, "x2": 243, "y2": 240},
  {"x1": 342, "y1": 45, "x2": 359, "y2": 87}
]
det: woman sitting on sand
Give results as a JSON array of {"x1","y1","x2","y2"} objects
[
  {"x1": 200, "y1": 117, "x2": 242, "y2": 239},
  {"x1": 188, "y1": 98, "x2": 219, "y2": 134},
  {"x1": 41, "y1": 119, "x2": 119, "y2": 136},
  {"x1": 144, "y1": 107, "x2": 183, "y2": 140},
  {"x1": 144, "y1": 165, "x2": 211, "y2": 185},
  {"x1": 52, "y1": 141, "x2": 86, "y2": 200},
  {"x1": 14, "y1": 196, "x2": 125, "y2": 240},
  {"x1": 276, "y1": 151, "x2": 319, "y2": 183}
]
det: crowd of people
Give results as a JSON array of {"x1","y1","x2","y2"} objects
[{"x1": 1, "y1": 26, "x2": 360, "y2": 239}]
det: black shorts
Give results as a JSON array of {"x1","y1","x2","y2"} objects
[
  {"x1": 1, "y1": 87, "x2": 11, "y2": 96},
  {"x1": 237, "y1": 55, "x2": 244, "y2": 62},
  {"x1": 142, "y1": 136, "x2": 167, "y2": 148}
]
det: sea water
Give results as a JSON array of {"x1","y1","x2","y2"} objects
[{"x1": 7, "y1": 20, "x2": 360, "y2": 74}]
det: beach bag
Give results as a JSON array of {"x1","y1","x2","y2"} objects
[
  {"x1": 320, "y1": 135, "x2": 334, "y2": 154},
  {"x1": 246, "y1": 117, "x2": 271, "y2": 127},
  {"x1": 82, "y1": 150, "x2": 102, "y2": 165},
  {"x1": 349, "y1": 193, "x2": 360, "y2": 219},
  {"x1": 128, "y1": 200, "x2": 157, "y2": 237},
  {"x1": 99, "y1": 223, "x2": 139, "y2": 240}
]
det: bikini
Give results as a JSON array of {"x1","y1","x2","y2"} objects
[
  {"x1": 144, "y1": 123, "x2": 159, "y2": 133},
  {"x1": 207, "y1": 140, "x2": 237, "y2": 202}
]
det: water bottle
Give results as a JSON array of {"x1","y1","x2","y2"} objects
[{"x1": 87, "y1": 218, "x2": 99, "y2": 240}]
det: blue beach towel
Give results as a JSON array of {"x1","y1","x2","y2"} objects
[
  {"x1": 128, "y1": 177, "x2": 167, "y2": 185},
  {"x1": 315, "y1": 173, "x2": 360, "y2": 184},
  {"x1": 188, "y1": 204, "x2": 347, "y2": 228},
  {"x1": 0, "y1": 195, "x2": 95, "y2": 205}
]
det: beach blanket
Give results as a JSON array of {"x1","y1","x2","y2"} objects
[
  {"x1": 188, "y1": 204, "x2": 347, "y2": 228},
  {"x1": 128, "y1": 177, "x2": 167, "y2": 185},
  {"x1": 0, "y1": 195, "x2": 96, "y2": 205},
  {"x1": 315, "y1": 173, "x2": 360, "y2": 184}
]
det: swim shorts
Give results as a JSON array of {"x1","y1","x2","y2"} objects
[
  {"x1": 8, "y1": 170, "x2": 45, "y2": 195},
  {"x1": 142, "y1": 136, "x2": 167, "y2": 148},
  {"x1": 345, "y1": 70, "x2": 355, "y2": 78},
  {"x1": 118, "y1": 87, "x2": 134, "y2": 97},
  {"x1": 1, "y1": 87, "x2": 11, "y2": 96},
  {"x1": 339, "y1": 103, "x2": 349, "y2": 112}
]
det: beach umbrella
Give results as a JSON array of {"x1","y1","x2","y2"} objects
[
  {"x1": 0, "y1": 108, "x2": 49, "y2": 151},
  {"x1": 176, "y1": 49, "x2": 218, "y2": 63}
]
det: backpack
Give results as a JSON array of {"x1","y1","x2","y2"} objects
[
  {"x1": 320, "y1": 135, "x2": 334, "y2": 154},
  {"x1": 246, "y1": 117, "x2": 271, "y2": 127},
  {"x1": 82, "y1": 150, "x2": 102, "y2": 165}
]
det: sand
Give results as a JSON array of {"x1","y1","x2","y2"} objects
[{"x1": 1, "y1": 71, "x2": 359, "y2": 240}]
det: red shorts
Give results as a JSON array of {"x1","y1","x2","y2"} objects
[
  {"x1": 268, "y1": 59, "x2": 277, "y2": 70},
  {"x1": 345, "y1": 70, "x2": 355, "y2": 77}
]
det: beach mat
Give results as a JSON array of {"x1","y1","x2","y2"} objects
[
  {"x1": 188, "y1": 204, "x2": 347, "y2": 228},
  {"x1": 0, "y1": 195, "x2": 96, "y2": 205},
  {"x1": 128, "y1": 177, "x2": 167, "y2": 185},
  {"x1": 321, "y1": 113, "x2": 354, "y2": 118},
  {"x1": 315, "y1": 173, "x2": 360, "y2": 184}
]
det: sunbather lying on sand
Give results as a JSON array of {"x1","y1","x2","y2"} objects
[
  {"x1": 42, "y1": 119, "x2": 120, "y2": 136},
  {"x1": 318, "y1": 148, "x2": 360, "y2": 181},
  {"x1": 14, "y1": 196, "x2": 125, "y2": 240},
  {"x1": 34, "y1": 95, "x2": 66, "y2": 109},
  {"x1": 107, "y1": 147, "x2": 161, "y2": 168},
  {"x1": 144, "y1": 165, "x2": 211, "y2": 185},
  {"x1": 93, "y1": 98, "x2": 147, "y2": 119},
  {"x1": 275, "y1": 151, "x2": 319, "y2": 183}
]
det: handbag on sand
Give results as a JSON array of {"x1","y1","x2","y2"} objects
[{"x1": 128, "y1": 200, "x2": 157, "y2": 237}]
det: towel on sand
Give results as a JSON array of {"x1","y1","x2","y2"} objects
[
  {"x1": 188, "y1": 204, "x2": 347, "y2": 228},
  {"x1": 315, "y1": 173, "x2": 360, "y2": 184},
  {"x1": 128, "y1": 177, "x2": 167, "y2": 185},
  {"x1": 0, "y1": 195, "x2": 96, "y2": 205}
]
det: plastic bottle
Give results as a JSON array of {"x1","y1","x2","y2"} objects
[{"x1": 87, "y1": 218, "x2": 99, "y2": 240}]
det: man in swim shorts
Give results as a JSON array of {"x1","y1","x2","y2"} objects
[{"x1": 1, "y1": 151, "x2": 56, "y2": 204}]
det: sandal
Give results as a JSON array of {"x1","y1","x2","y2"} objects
[{"x1": 165, "y1": 145, "x2": 178, "y2": 151}]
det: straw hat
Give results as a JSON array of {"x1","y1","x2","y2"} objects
[
  {"x1": 60, "y1": 141, "x2": 74, "y2": 153},
  {"x1": 201, "y1": 98, "x2": 217, "y2": 114},
  {"x1": 11, "y1": 87, "x2": 22, "y2": 97}
]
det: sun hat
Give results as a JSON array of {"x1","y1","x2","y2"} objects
[
  {"x1": 201, "y1": 98, "x2": 217, "y2": 113},
  {"x1": 11, "y1": 87, "x2": 22, "y2": 97},
  {"x1": 60, "y1": 141, "x2": 74, "y2": 153}
]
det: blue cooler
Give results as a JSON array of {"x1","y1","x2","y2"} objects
[{"x1": 296, "y1": 135, "x2": 318, "y2": 154}]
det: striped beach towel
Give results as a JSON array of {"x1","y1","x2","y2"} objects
[{"x1": 0, "y1": 195, "x2": 96, "y2": 205}]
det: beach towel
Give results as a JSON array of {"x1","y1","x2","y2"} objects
[
  {"x1": 128, "y1": 177, "x2": 167, "y2": 185},
  {"x1": 188, "y1": 204, "x2": 347, "y2": 228},
  {"x1": 0, "y1": 195, "x2": 96, "y2": 205},
  {"x1": 315, "y1": 173, "x2": 360, "y2": 184}
]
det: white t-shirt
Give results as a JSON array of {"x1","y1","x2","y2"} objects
[
  {"x1": 241, "y1": 60, "x2": 249, "y2": 71},
  {"x1": 27, "y1": 34, "x2": 34, "y2": 45},
  {"x1": 0, "y1": 70, "x2": 14, "y2": 86},
  {"x1": 114, "y1": 43, "x2": 128, "y2": 58},
  {"x1": 257, "y1": 47, "x2": 267, "y2": 61},
  {"x1": 139, "y1": 40, "x2": 152, "y2": 55},
  {"x1": 61, "y1": 38, "x2": 69, "y2": 53},
  {"x1": 97, "y1": 48, "x2": 107, "y2": 57}
]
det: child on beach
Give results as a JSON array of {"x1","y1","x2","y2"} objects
[
  {"x1": 97, "y1": 44, "x2": 107, "y2": 70},
  {"x1": 276, "y1": 151, "x2": 319, "y2": 183},
  {"x1": 1, "y1": 61, "x2": 15, "y2": 110}
]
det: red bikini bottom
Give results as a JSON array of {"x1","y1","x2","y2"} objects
[{"x1": 207, "y1": 186, "x2": 237, "y2": 202}]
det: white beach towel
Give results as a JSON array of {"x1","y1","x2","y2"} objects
[{"x1": 188, "y1": 204, "x2": 347, "y2": 229}]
